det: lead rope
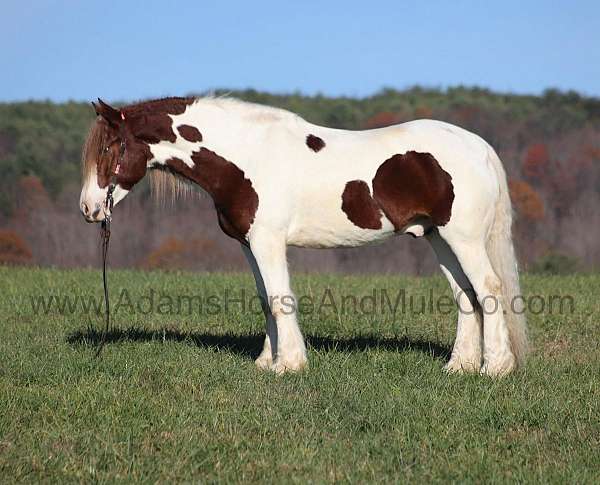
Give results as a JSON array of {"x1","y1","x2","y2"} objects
[
  {"x1": 95, "y1": 182, "x2": 116, "y2": 358},
  {"x1": 94, "y1": 117, "x2": 125, "y2": 358}
]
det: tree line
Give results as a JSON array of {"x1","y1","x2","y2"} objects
[{"x1": 1, "y1": 87, "x2": 599, "y2": 274}]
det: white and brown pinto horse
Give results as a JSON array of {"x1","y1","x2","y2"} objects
[{"x1": 80, "y1": 97, "x2": 528, "y2": 376}]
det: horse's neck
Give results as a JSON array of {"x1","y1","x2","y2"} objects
[
  {"x1": 149, "y1": 98, "x2": 306, "y2": 188},
  {"x1": 149, "y1": 98, "x2": 291, "y2": 168},
  {"x1": 148, "y1": 98, "x2": 298, "y2": 197}
]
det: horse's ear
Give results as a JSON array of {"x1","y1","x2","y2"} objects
[{"x1": 93, "y1": 98, "x2": 121, "y2": 127}]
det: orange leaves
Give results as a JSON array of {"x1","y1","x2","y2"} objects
[
  {"x1": 509, "y1": 179, "x2": 545, "y2": 221},
  {"x1": 142, "y1": 237, "x2": 221, "y2": 271},
  {"x1": 13, "y1": 175, "x2": 50, "y2": 220},
  {"x1": 523, "y1": 143, "x2": 550, "y2": 179},
  {"x1": 0, "y1": 230, "x2": 32, "y2": 265},
  {"x1": 363, "y1": 112, "x2": 402, "y2": 129},
  {"x1": 414, "y1": 106, "x2": 433, "y2": 119}
]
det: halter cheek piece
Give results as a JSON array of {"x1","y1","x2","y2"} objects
[{"x1": 103, "y1": 111, "x2": 126, "y2": 222}]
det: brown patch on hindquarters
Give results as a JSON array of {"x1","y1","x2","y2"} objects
[
  {"x1": 372, "y1": 151, "x2": 454, "y2": 230},
  {"x1": 306, "y1": 134, "x2": 325, "y2": 152},
  {"x1": 166, "y1": 149, "x2": 259, "y2": 242},
  {"x1": 339, "y1": 151, "x2": 454, "y2": 231},
  {"x1": 177, "y1": 124, "x2": 203, "y2": 142},
  {"x1": 341, "y1": 180, "x2": 383, "y2": 229}
]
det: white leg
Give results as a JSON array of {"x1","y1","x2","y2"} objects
[
  {"x1": 441, "y1": 233, "x2": 516, "y2": 376},
  {"x1": 241, "y1": 244, "x2": 276, "y2": 370},
  {"x1": 248, "y1": 228, "x2": 307, "y2": 373},
  {"x1": 427, "y1": 230, "x2": 483, "y2": 373}
]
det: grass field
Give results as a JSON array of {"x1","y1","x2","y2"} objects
[{"x1": 1, "y1": 266, "x2": 599, "y2": 483}]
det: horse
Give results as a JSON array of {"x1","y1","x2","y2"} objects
[{"x1": 80, "y1": 96, "x2": 528, "y2": 376}]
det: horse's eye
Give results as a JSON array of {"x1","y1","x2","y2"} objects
[{"x1": 103, "y1": 146, "x2": 110, "y2": 154}]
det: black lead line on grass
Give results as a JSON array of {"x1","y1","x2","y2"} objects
[{"x1": 95, "y1": 183, "x2": 116, "y2": 358}]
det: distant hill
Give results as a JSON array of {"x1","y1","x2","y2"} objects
[{"x1": 1, "y1": 87, "x2": 599, "y2": 272}]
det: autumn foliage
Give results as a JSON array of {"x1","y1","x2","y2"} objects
[
  {"x1": 0, "y1": 230, "x2": 32, "y2": 265},
  {"x1": 509, "y1": 179, "x2": 545, "y2": 221},
  {"x1": 2, "y1": 87, "x2": 600, "y2": 272},
  {"x1": 523, "y1": 143, "x2": 550, "y2": 179},
  {"x1": 363, "y1": 112, "x2": 402, "y2": 129},
  {"x1": 142, "y1": 237, "x2": 225, "y2": 271}
]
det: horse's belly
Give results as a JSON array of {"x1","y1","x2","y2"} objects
[{"x1": 286, "y1": 211, "x2": 396, "y2": 248}]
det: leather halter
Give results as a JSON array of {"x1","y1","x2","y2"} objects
[{"x1": 103, "y1": 111, "x2": 126, "y2": 221}]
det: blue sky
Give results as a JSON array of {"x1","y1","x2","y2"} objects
[{"x1": 2, "y1": 0, "x2": 599, "y2": 102}]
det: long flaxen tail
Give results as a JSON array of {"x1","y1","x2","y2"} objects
[{"x1": 485, "y1": 147, "x2": 529, "y2": 366}]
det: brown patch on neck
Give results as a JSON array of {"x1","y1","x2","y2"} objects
[
  {"x1": 122, "y1": 97, "x2": 195, "y2": 117},
  {"x1": 117, "y1": 142, "x2": 152, "y2": 190},
  {"x1": 177, "y1": 125, "x2": 203, "y2": 142},
  {"x1": 123, "y1": 97, "x2": 196, "y2": 144},
  {"x1": 341, "y1": 180, "x2": 382, "y2": 229},
  {"x1": 165, "y1": 149, "x2": 259, "y2": 242},
  {"x1": 372, "y1": 151, "x2": 454, "y2": 230},
  {"x1": 306, "y1": 134, "x2": 325, "y2": 152}
]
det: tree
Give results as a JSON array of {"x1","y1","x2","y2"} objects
[
  {"x1": 523, "y1": 143, "x2": 549, "y2": 179},
  {"x1": 509, "y1": 179, "x2": 545, "y2": 221}
]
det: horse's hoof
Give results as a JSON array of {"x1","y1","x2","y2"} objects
[
  {"x1": 270, "y1": 356, "x2": 308, "y2": 375},
  {"x1": 444, "y1": 357, "x2": 481, "y2": 374},
  {"x1": 254, "y1": 353, "x2": 273, "y2": 370},
  {"x1": 480, "y1": 354, "x2": 516, "y2": 377}
]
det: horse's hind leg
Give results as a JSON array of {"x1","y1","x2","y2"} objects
[
  {"x1": 241, "y1": 244, "x2": 276, "y2": 369},
  {"x1": 427, "y1": 229, "x2": 483, "y2": 373},
  {"x1": 439, "y1": 228, "x2": 516, "y2": 376},
  {"x1": 247, "y1": 228, "x2": 307, "y2": 373}
]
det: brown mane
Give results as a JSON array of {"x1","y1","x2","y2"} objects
[
  {"x1": 81, "y1": 97, "x2": 199, "y2": 202},
  {"x1": 81, "y1": 118, "x2": 109, "y2": 179}
]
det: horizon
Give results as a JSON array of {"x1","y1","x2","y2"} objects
[
  {"x1": 3, "y1": 84, "x2": 600, "y2": 105},
  {"x1": 2, "y1": 0, "x2": 599, "y2": 103}
]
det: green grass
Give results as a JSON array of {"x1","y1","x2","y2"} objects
[{"x1": 1, "y1": 267, "x2": 599, "y2": 483}]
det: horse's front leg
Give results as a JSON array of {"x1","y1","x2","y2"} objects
[
  {"x1": 247, "y1": 228, "x2": 307, "y2": 373},
  {"x1": 240, "y1": 243, "x2": 276, "y2": 369}
]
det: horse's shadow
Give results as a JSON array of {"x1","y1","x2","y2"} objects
[{"x1": 66, "y1": 326, "x2": 451, "y2": 361}]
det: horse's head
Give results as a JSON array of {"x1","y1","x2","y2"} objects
[{"x1": 79, "y1": 99, "x2": 151, "y2": 222}]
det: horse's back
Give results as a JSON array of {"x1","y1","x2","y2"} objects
[{"x1": 260, "y1": 118, "x2": 501, "y2": 247}]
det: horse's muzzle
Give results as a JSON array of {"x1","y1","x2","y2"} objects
[{"x1": 80, "y1": 201, "x2": 106, "y2": 223}]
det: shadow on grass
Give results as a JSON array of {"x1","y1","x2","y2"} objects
[{"x1": 66, "y1": 326, "x2": 451, "y2": 361}]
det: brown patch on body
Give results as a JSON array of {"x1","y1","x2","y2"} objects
[
  {"x1": 166, "y1": 149, "x2": 259, "y2": 243},
  {"x1": 306, "y1": 134, "x2": 325, "y2": 152},
  {"x1": 177, "y1": 124, "x2": 203, "y2": 142},
  {"x1": 340, "y1": 151, "x2": 454, "y2": 232},
  {"x1": 341, "y1": 180, "x2": 382, "y2": 229},
  {"x1": 371, "y1": 151, "x2": 454, "y2": 231}
]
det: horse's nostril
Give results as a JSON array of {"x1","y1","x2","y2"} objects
[{"x1": 81, "y1": 202, "x2": 90, "y2": 216}]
